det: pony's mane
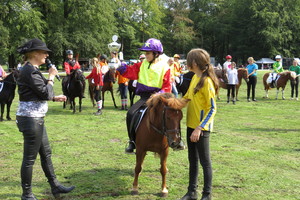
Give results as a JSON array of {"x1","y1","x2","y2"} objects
[{"x1": 146, "y1": 93, "x2": 188, "y2": 110}]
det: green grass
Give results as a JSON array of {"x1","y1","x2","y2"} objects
[{"x1": 0, "y1": 70, "x2": 299, "y2": 200}]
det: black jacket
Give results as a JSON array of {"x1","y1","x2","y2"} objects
[{"x1": 17, "y1": 62, "x2": 54, "y2": 101}]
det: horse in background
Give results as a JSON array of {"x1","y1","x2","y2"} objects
[
  {"x1": 132, "y1": 93, "x2": 189, "y2": 197},
  {"x1": 217, "y1": 68, "x2": 248, "y2": 100},
  {"x1": 176, "y1": 71, "x2": 195, "y2": 96},
  {"x1": 62, "y1": 69, "x2": 86, "y2": 113},
  {"x1": 128, "y1": 80, "x2": 136, "y2": 106},
  {"x1": 263, "y1": 71, "x2": 296, "y2": 99},
  {"x1": 102, "y1": 66, "x2": 118, "y2": 108},
  {"x1": 0, "y1": 69, "x2": 19, "y2": 121}
]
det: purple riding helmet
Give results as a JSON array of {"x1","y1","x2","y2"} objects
[{"x1": 139, "y1": 38, "x2": 163, "y2": 54}]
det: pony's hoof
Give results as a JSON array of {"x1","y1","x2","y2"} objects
[
  {"x1": 131, "y1": 190, "x2": 138, "y2": 195},
  {"x1": 7, "y1": 117, "x2": 11, "y2": 121},
  {"x1": 282, "y1": 98, "x2": 285, "y2": 100},
  {"x1": 160, "y1": 192, "x2": 168, "y2": 198}
]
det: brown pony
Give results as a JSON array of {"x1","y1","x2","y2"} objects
[
  {"x1": 263, "y1": 71, "x2": 296, "y2": 99},
  {"x1": 216, "y1": 68, "x2": 248, "y2": 100},
  {"x1": 89, "y1": 66, "x2": 118, "y2": 108},
  {"x1": 132, "y1": 93, "x2": 189, "y2": 197}
]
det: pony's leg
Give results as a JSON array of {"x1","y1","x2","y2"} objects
[
  {"x1": 132, "y1": 151, "x2": 147, "y2": 195},
  {"x1": 236, "y1": 85, "x2": 240, "y2": 101},
  {"x1": 265, "y1": 90, "x2": 269, "y2": 98},
  {"x1": 6, "y1": 101, "x2": 12, "y2": 120},
  {"x1": 110, "y1": 89, "x2": 118, "y2": 108},
  {"x1": 79, "y1": 97, "x2": 82, "y2": 112},
  {"x1": 276, "y1": 89, "x2": 279, "y2": 99},
  {"x1": 71, "y1": 98, "x2": 76, "y2": 113},
  {"x1": 0, "y1": 103, "x2": 4, "y2": 121},
  {"x1": 160, "y1": 150, "x2": 169, "y2": 197},
  {"x1": 282, "y1": 89, "x2": 285, "y2": 100},
  {"x1": 102, "y1": 91, "x2": 105, "y2": 109}
]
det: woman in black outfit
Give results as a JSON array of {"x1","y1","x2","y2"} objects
[{"x1": 16, "y1": 38, "x2": 75, "y2": 200}]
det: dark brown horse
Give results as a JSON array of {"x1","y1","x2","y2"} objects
[
  {"x1": 0, "y1": 70, "x2": 19, "y2": 121},
  {"x1": 101, "y1": 66, "x2": 118, "y2": 108},
  {"x1": 217, "y1": 68, "x2": 249, "y2": 100},
  {"x1": 62, "y1": 69, "x2": 86, "y2": 113},
  {"x1": 132, "y1": 93, "x2": 189, "y2": 197},
  {"x1": 263, "y1": 71, "x2": 296, "y2": 99},
  {"x1": 128, "y1": 80, "x2": 136, "y2": 107}
]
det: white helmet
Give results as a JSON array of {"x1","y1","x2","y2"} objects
[{"x1": 275, "y1": 55, "x2": 282, "y2": 59}]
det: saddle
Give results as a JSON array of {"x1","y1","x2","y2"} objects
[
  {"x1": 267, "y1": 73, "x2": 280, "y2": 88},
  {"x1": 129, "y1": 106, "x2": 148, "y2": 137}
]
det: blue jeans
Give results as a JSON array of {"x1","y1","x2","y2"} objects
[{"x1": 119, "y1": 83, "x2": 128, "y2": 99}]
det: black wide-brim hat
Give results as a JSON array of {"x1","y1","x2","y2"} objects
[{"x1": 17, "y1": 38, "x2": 51, "y2": 54}]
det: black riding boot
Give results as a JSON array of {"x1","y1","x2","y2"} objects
[
  {"x1": 200, "y1": 192, "x2": 211, "y2": 200},
  {"x1": 179, "y1": 190, "x2": 198, "y2": 200},
  {"x1": 48, "y1": 179, "x2": 75, "y2": 198},
  {"x1": 21, "y1": 184, "x2": 38, "y2": 200},
  {"x1": 125, "y1": 141, "x2": 135, "y2": 154}
]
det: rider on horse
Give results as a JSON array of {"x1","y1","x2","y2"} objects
[
  {"x1": 117, "y1": 38, "x2": 184, "y2": 154},
  {"x1": 270, "y1": 55, "x2": 284, "y2": 88},
  {"x1": 63, "y1": 50, "x2": 84, "y2": 97}
]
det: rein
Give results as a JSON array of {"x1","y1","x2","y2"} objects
[{"x1": 150, "y1": 106, "x2": 181, "y2": 141}]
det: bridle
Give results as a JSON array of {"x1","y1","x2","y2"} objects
[{"x1": 150, "y1": 105, "x2": 182, "y2": 144}]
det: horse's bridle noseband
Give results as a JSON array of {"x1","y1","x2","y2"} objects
[{"x1": 150, "y1": 106, "x2": 182, "y2": 143}]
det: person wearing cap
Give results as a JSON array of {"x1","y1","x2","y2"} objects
[
  {"x1": 269, "y1": 55, "x2": 284, "y2": 88},
  {"x1": 64, "y1": 50, "x2": 81, "y2": 75},
  {"x1": 289, "y1": 59, "x2": 300, "y2": 100},
  {"x1": 223, "y1": 55, "x2": 232, "y2": 70},
  {"x1": 246, "y1": 57, "x2": 258, "y2": 102},
  {"x1": 173, "y1": 54, "x2": 182, "y2": 73},
  {"x1": 117, "y1": 38, "x2": 184, "y2": 154},
  {"x1": 0, "y1": 64, "x2": 7, "y2": 81},
  {"x1": 16, "y1": 38, "x2": 75, "y2": 200},
  {"x1": 115, "y1": 69, "x2": 129, "y2": 110},
  {"x1": 63, "y1": 50, "x2": 84, "y2": 97}
]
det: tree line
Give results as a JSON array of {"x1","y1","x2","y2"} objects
[{"x1": 1, "y1": 0, "x2": 300, "y2": 68}]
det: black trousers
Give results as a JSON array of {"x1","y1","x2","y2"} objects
[
  {"x1": 291, "y1": 77, "x2": 299, "y2": 98},
  {"x1": 94, "y1": 86, "x2": 103, "y2": 102},
  {"x1": 119, "y1": 83, "x2": 128, "y2": 99},
  {"x1": 126, "y1": 94, "x2": 150, "y2": 141},
  {"x1": 247, "y1": 75, "x2": 257, "y2": 100},
  {"x1": 227, "y1": 84, "x2": 236, "y2": 100},
  {"x1": 186, "y1": 127, "x2": 212, "y2": 194},
  {"x1": 16, "y1": 116, "x2": 56, "y2": 189}
]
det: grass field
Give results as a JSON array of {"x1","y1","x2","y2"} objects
[{"x1": 0, "y1": 70, "x2": 299, "y2": 200}]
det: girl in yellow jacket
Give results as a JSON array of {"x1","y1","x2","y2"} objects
[{"x1": 179, "y1": 48, "x2": 219, "y2": 200}]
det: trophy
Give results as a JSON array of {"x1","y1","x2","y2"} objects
[{"x1": 108, "y1": 35, "x2": 122, "y2": 68}]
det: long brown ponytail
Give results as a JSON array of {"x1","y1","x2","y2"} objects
[{"x1": 186, "y1": 48, "x2": 219, "y2": 95}]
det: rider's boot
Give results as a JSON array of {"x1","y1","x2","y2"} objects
[{"x1": 125, "y1": 141, "x2": 135, "y2": 154}]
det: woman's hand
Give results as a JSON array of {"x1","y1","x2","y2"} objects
[
  {"x1": 53, "y1": 95, "x2": 67, "y2": 102},
  {"x1": 190, "y1": 127, "x2": 203, "y2": 142},
  {"x1": 48, "y1": 66, "x2": 58, "y2": 80}
]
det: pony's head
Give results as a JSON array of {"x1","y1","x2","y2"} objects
[
  {"x1": 71, "y1": 69, "x2": 85, "y2": 82},
  {"x1": 238, "y1": 68, "x2": 249, "y2": 83},
  {"x1": 110, "y1": 65, "x2": 117, "y2": 83},
  {"x1": 146, "y1": 93, "x2": 189, "y2": 149}
]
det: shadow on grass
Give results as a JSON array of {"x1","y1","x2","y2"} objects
[
  {"x1": 68, "y1": 167, "x2": 133, "y2": 199},
  {"x1": 237, "y1": 127, "x2": 300, "y2": 133}
]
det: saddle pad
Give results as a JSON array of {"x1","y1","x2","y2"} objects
[
  {"x1": 0, "y1": 82, "x2": 3, "y2": 93},
  {"x1": 135, "y1": 107, "x2": 148, "y2": 132}
]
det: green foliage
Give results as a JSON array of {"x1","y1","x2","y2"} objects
[{"x1": 1, "y1": 0, "x2": 300, "y2": 65}]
